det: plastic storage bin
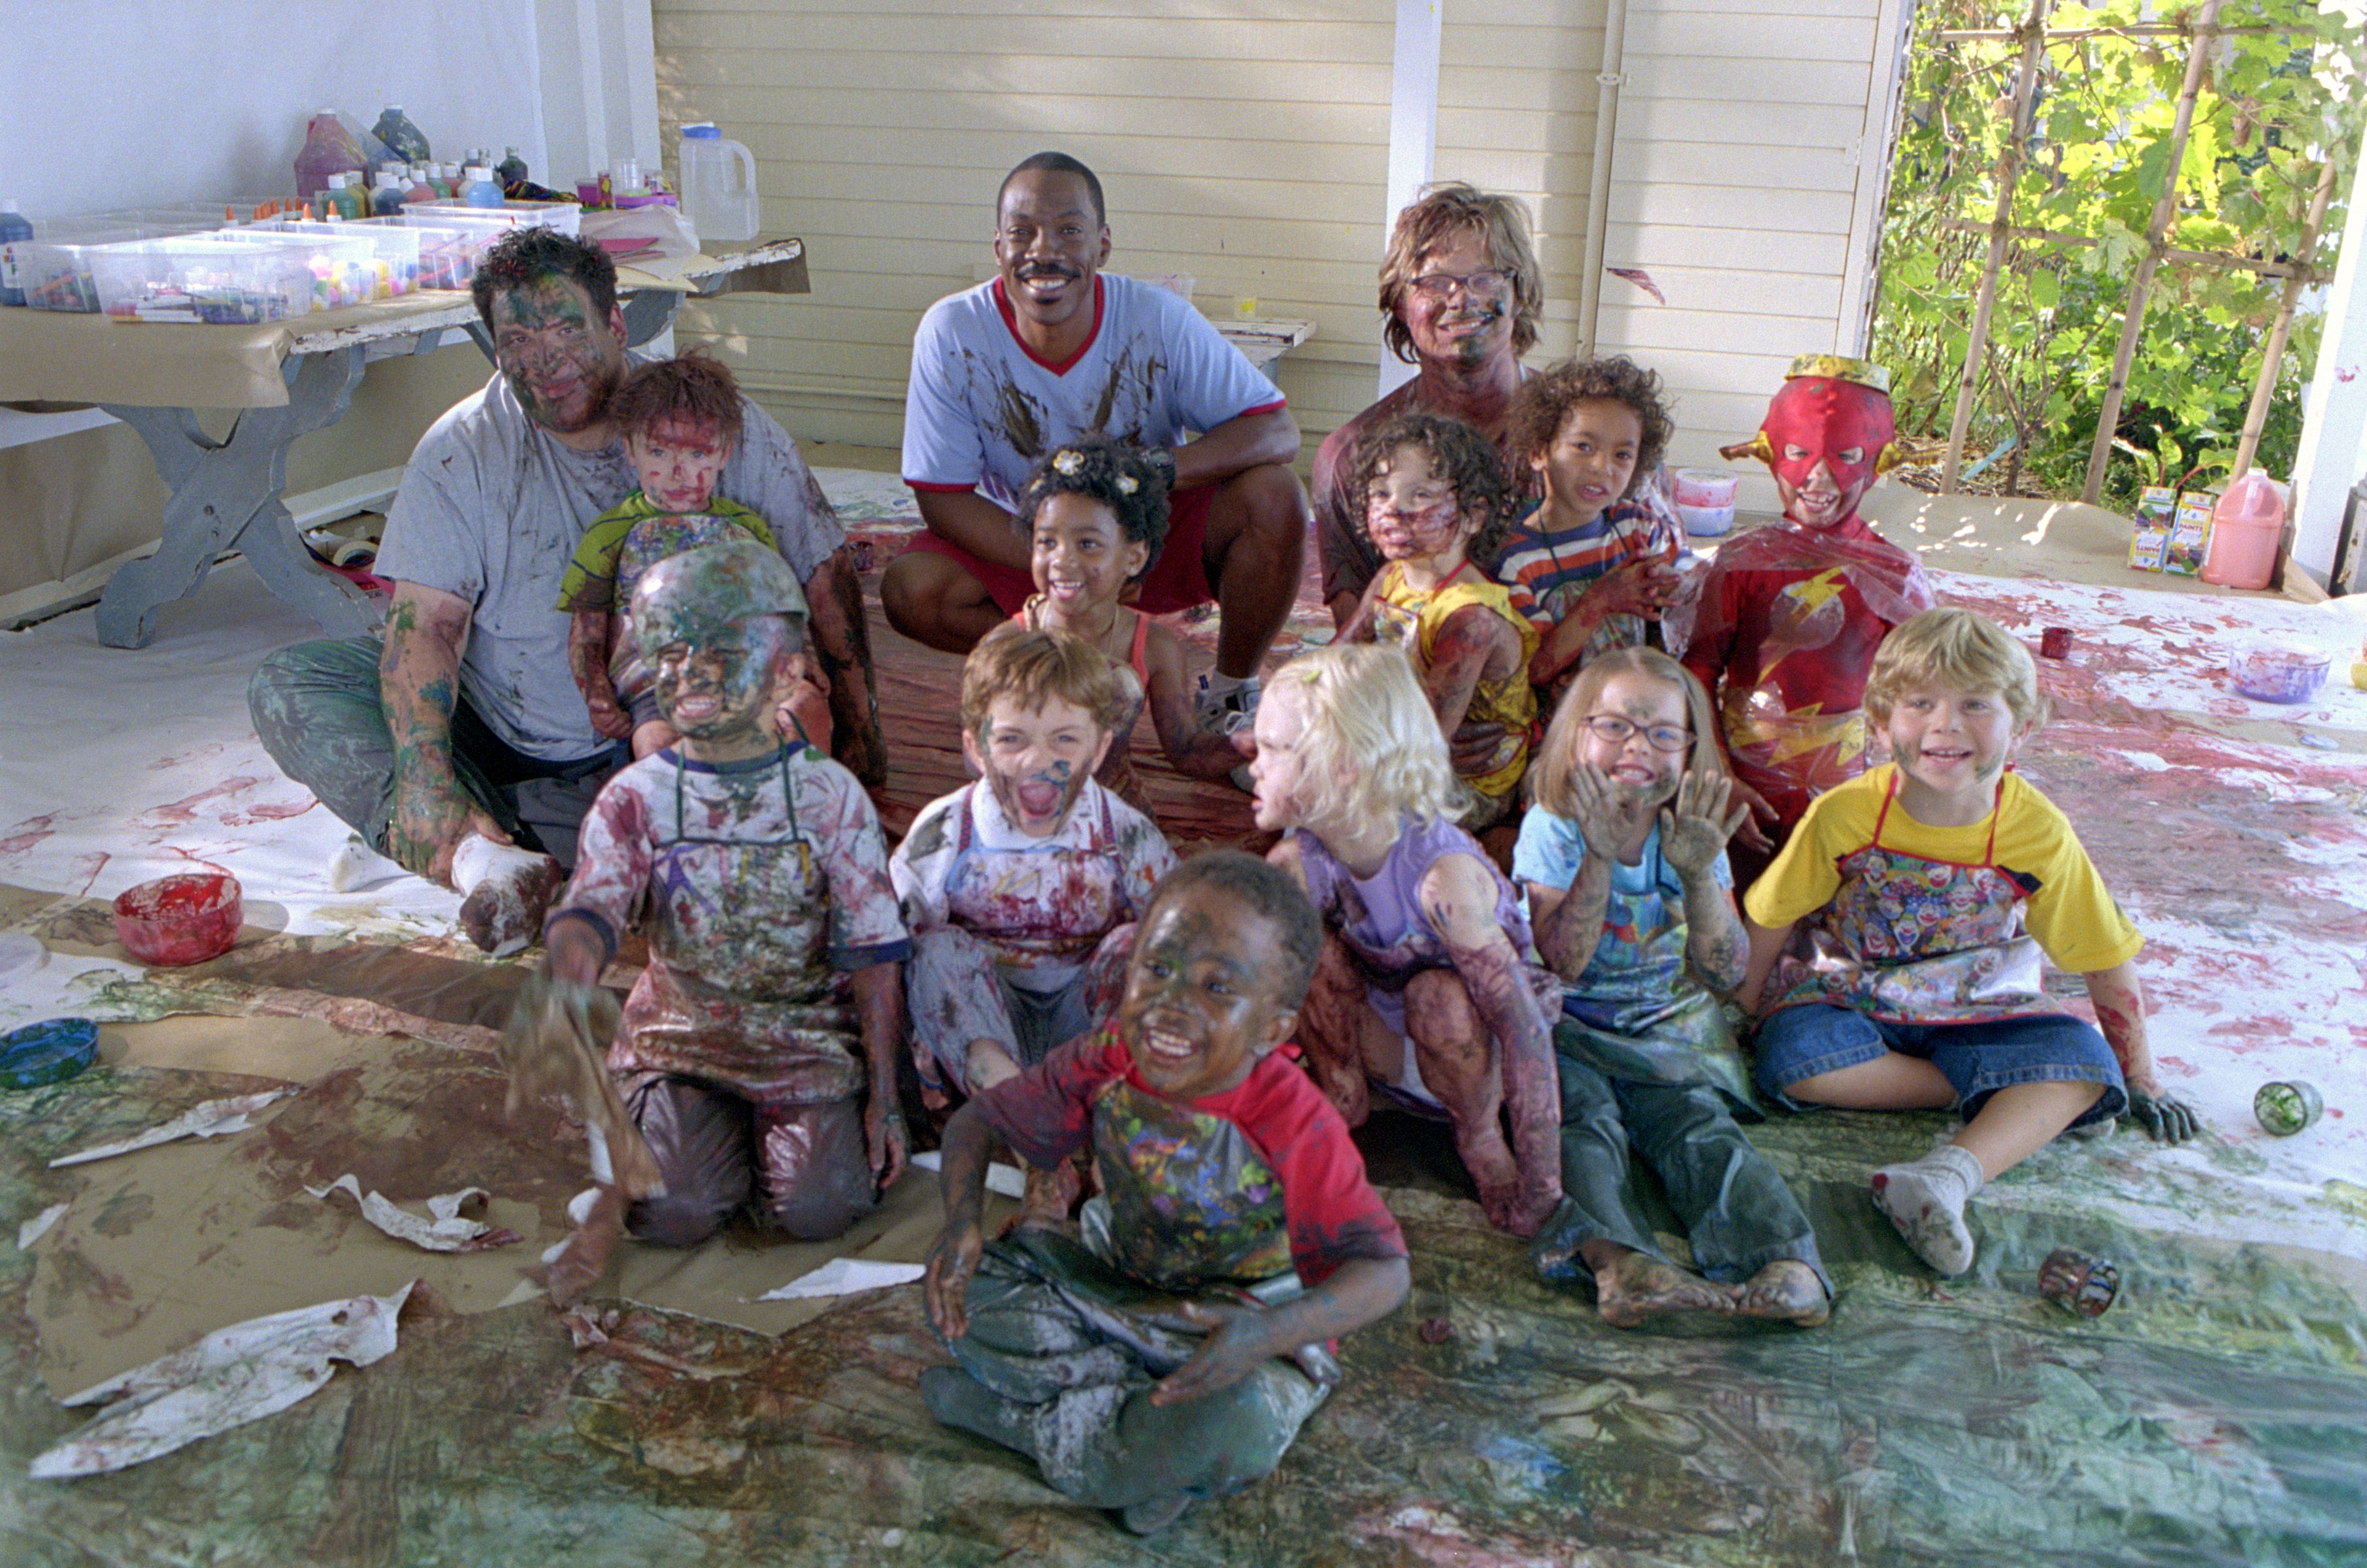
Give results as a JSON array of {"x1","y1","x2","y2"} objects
[
  {"x1": 401, "y1": 199, "x2": 581, "y2": 237},
  {"x1": 398, "y1": 211, "x2": 520, "y2": 289},
  {"x1": 88, "y1": 238, "x2": 314, "y2": 324},
  {"x1": 204, "y1": 226, "x2": 382, "y2": 310},
  {"x1": 14, "y1": 211, "x2": 221, "y2": 313},
  {"x1": 248, "y1": 218, "x2": 420, "y2": 297}
]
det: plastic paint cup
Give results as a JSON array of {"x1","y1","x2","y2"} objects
[
  {"x1": 2253, "y1": 1079, "x2": 2324, "y2": 1137},
  {"x1": 2037, "y1": 1247, "x2": 2120, "y2": 1318},
  {"x1": 2040, "y1": 627, "x2": 2073, "y2": 661},
  {"x1": 0, "y1": 1017, "x2": 99, "y2": 1090},
  {"x1": 112, "y1": 872, "x2": 243, "y2": 966},
  {"x1": 2228, "y1": 642, "x2": 2330, "y2": 704}
]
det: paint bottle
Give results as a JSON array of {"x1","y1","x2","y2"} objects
[
  {"x1": 294, "y1": 109, "x2": 370, "y2": 203},
  {"x1": 371, "y1": 170, "x2": 409, "y2": 217},
  {"x1": 0, "y1": 201, "x2": 33, "y2": 307},
  {"x1": 371, "y1": 105, "x2": 432, "y2": 167},
  {"x1": 324, "y1": 172, "x2": 367, "y2": 221},
  {"x1": 495, "y1": 146, "x2": 529, "y2": 189},
  {"x1": 405, "y1": 166, "x2": 438, "y2": 206},
  {"x1": 2200, "y1": 473, "x2": 2290, "y2": 592},
  {"x1": 461, "y1": 166, "x2": 505, "y2": 209}
]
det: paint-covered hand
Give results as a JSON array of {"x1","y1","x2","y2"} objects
[
  {"x1": 2124, "y1": 1086, "x2": 2200, "y2": 1144},
  {"x1": 583, "y1": 679, "x2": 633, "y2": 742},
  {"x1": 1568, "y1": 762, "x2": 1656, "y2": 864},
  {"x1": 865, "y1": 1099, "x2": 908, "y2": 1190},
  {"x1": 922, "y1": 1219, "x2": 983, "y2": 1341},
  {"x1": 1583, "y1": 542, "x2": 1683, "y2": 621},
  {"x1": 1150, "y1": 1298, "x2": 1278, "y2": 1405},
  {"x1": 388, "y1": 773, "x2": 508, "y2": 889},
  {"x1": 1725, "y1": 774, "x2": 1779, "y2": 854},
  {"x1": 1659, "y1": 770, "x2": 1751, "y2": 877}
]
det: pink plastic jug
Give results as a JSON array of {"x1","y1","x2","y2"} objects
[{"x1": 2199, "y1": 472, "x2": 2289, "y2": 591}]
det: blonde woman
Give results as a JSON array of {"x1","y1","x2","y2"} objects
[{"x1": 1248, "y1": 642, "x2": 1562, "y2": 1237}]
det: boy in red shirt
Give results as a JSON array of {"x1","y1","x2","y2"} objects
[{"x1": 920, "y1": 852, "x2": 1410, "y2": 1535}]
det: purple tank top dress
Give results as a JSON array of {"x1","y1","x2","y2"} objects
[{"x1": 1293, "y1": 815, "x2": 1533, "y2": 988}]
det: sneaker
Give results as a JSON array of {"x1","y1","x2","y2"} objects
[{"x1": 1194, "y1": 674, "x2": 1259, "y2": 734}]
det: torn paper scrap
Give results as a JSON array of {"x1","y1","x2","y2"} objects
[
  {"x1": 908, "y1": 1149, "x2": 1027, "y2": 1199},
  {"x1": 49, "y1": 1090, "x2": 293, "y2": 1168},
  {"x1": 757, "y1": 1258, "x2": 927, "y2": 1301},
  {"x1": 306, "y1": 1174, "x2": 522, "y2": 1254},
  {"x1": 16, "y1": 1203, "x2": 68, "y2": 1251},
  {"x1": 30, "y1": 1282, "x2": 414, "y2": 1479}
]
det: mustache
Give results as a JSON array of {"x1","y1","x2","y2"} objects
[{"x1": 1018, "y1": 261, "x2": 1082, "y2": 281}]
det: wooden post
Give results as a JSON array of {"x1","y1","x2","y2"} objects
[
  {"x1": 2229, "y1": 150, "x2": 2342, "y2": 480},
  {"x1": 1942, "y1": 0, "x2": 2052, "y2": 493},
  {"x1": 2081, "y1": 0, "x2": 2223, "y2": 504}
]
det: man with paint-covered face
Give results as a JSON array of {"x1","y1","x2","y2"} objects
[
  {"x1": 248, "y1": 228, "x2": 884, "y2": 955},
  {"x1": 882, "y1": 152, "x2": 1308, "y2": 735}
]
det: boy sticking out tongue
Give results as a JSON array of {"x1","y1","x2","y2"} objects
[{"x1": 921, "y1": 853, "x2": 1410, "y2": 1536}]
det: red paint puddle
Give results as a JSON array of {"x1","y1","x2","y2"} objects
[{"x1": 133, "y1": 777, "x2": 265, "y2": 833}]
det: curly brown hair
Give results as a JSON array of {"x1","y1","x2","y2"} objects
[
  {"x1": 606, "y1": 350, "x2": 746, "y2": 448},
  {"x1": 1505, "y1": 356, "x2": 1674, "y2": 501},
  {"x1": 1013, "y1": 433, "x2": 1171, "y2": 580},
  {"x1": 1348, "y1": 412, "x2": 1514, "y2": 565},
  {"x1": 1378, "y1": 183, "x2": 1544, "y2": 365}
]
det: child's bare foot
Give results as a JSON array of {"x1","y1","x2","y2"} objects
[
  {"x1": 543, "y1": 1185, "x2": 625, "y2": 1309},
  {"x1": 1593, "y1": 1249, "x2": 1738, "y2": 1328},
  {"x1": 1734, "y1": 1259, "x2": 1829, "y2": 1327}
]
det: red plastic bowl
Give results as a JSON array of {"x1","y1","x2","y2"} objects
[{"x1": 112, "y1": 872, "x2": 243, "y2": 966}]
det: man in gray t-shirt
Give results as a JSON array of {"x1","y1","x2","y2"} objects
[{"x1": 249, "y1": 229, "x2": 882, "y2": 953}]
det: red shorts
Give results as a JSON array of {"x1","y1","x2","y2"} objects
[{"x1": 898, "y1": 483, "x2": 1217, "y2": 617}]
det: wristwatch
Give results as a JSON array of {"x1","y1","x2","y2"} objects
[{"x1": 1144, "y1": 446, "x2": 1178, "y2": 491}]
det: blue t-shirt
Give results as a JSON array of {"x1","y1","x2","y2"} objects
[
  {"x1": 1513, "y1": 812, "x2": 1731, "y2": 967},
  {"x1": 901, "y1": 274, "x2": 1287, "y2": 510}
]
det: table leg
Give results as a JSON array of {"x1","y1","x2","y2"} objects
[{"x1": 95, "y1": 347, "x2": 379, "y2": 649}]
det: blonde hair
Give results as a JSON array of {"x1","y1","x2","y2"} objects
[
  {"x1": 1378, "y1": 182, "x2": 1544, "y2": 365},
  {"x1": 960, "y1": 621, "x2": 1125, "y2": 738},
  {"x1": 1531, "y1": 647, "x2": 1722, "y2": 819},
  {"x1": 1864, "y1": 607, "x2": 2048, "y2": 729},
  {"x1": 1274, "y1": 644, "x2": 1464, "y2": 828}
]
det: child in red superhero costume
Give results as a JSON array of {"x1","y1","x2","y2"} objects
[{"x1": 1672, "y1": 356, "x2": 1935, "y2": 886}]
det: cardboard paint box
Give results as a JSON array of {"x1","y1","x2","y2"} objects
[
  {"x1": 2128, "y1": 486, "x2": 2177, "y2": 571},
  {"x1": 2163, "y1": 491, "x2": 2215, "y2": 576}
]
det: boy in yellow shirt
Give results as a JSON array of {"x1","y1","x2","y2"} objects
[{"x1": 1740, "y1": 608, "x2": 2199, "y2": 1277}]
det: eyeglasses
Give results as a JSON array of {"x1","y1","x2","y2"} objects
[
  {"x1": 1583, "y1": 715, "x2": 1691, "y2": 753},
  {"x1": 1408, "y1": 269, "x2": 1512, "y2": 301}
]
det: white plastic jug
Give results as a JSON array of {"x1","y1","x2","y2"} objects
[{"x1": 678, "y1": 123, "x2": 759, "y2": 244}]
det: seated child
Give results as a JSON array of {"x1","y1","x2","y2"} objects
[
  {"x1": 920, "y1": 852, "x2": 1410, "y2": 1536},
  {"x1": 538, "y1": 541, "x2": 910, "y2": 1299},
  {"x1": 556, "y1": 352, "x2": 832, "y2": 759},
  {"x1": 893, "y1": 622, "x2": 1176, "y2": 1100},
  {"x1": 1253, "y1": 643, "x2": 1564, "y2": 1236},
  {"x1": 1010, "y1": 436, "x2": 1250, "y2": 807},
  {"x1": 1676, "y1": 355, "x2": 1935, "y2": 881},
  {"x1": 1516, "y1": 647, "x2": 1827, "y2": 1328},
  {"x1": 1496, "y1": 356, "x2": 1691, "y2": 702},
  {"x1": 1742, "y1": 608, "x2": 2201, "y2": 1279},
  {"x1": 1339, "y1": 412, "x2": 1538, "y2": 830}
]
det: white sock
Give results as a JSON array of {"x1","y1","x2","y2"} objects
[
  {"x1": 1872, "y1": 1143, "x2": 1987, "y2": 1277},
  {"x1": 329, "y1": 836, "x2": 406, "y2": 893},
  {"x1": 450, "y1": 832, "x2": 551, "y2": 896}
]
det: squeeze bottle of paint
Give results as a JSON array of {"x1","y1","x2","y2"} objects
[
  {"x1": 461, "y1": 166, "x2": 505, "y2": 209},
  {"x1": 324, "y1": 172, "x2": 367, "y2": 221},
  {"x1": 371, "y1": 106, "x2": 432, "y2": 167},
  {"x1": 495, "y1": 146, "x2": 529, "y2": 188},
  {"x1": 295, "y1": 110, "x2": 369, "y2": 203},
  {"x1": 2200, "y1": 473, "x2": 2289, "y2": 593},
  {"x1": 405, "y1": 167, "x2": 438, "y2": 206},
  {"x1": 371, "y1": 170, "x2": 408, "y2": 216},
  {"x1": 0, "y1": 201, "x2": 33, "y2": 307}
]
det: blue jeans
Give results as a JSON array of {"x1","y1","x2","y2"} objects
[{"x1": 1753, "y1": 1005, "x2": 2127, "y2": 1128}]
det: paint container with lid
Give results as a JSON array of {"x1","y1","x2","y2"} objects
[
  {"x1": 2228, "y1": 641, "x2": 2330, "y2": 704},
  {"x1": 1672, "y1": 468, "x2": 1740, "y2": 538},
  {"x1": 0, "y1": 1018, "x2": 99, "y2": 1090},
  {"x1": 2038, "y1": 1247, "x2": 2119, "y2": 1318},
  {"x1": 2254, "y1": 1079, "x2": 2324, "y2": 1137}
]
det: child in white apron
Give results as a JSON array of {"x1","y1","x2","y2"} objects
[
  {"x1": 1517, "y1": 647, "x2": 1828, "y2": 1326},
  {"x1": 1743, "y1": 608, "x2": 2200, "y2": 1278}
]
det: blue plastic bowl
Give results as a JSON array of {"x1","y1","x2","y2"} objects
[{"x1": 0, "y1": 1017, "x2": 99, "y2": 1090}]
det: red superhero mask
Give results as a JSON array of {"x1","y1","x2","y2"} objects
[{"x1": 1724, "y1": 359, "x2": 1899, "y2": 532}]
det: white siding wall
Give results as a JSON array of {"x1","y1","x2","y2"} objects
[{"x1": 652, "y1": 0, "x2": 1904, "y2": 491}]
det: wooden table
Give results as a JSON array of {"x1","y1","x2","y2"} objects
[{"x1": 0, "y1": 240, "x2": 808, "y2": 647}]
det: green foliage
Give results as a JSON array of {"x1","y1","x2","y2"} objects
[{"x1": 1871, "y1": 0, "x2": 2362, "y2": 505}]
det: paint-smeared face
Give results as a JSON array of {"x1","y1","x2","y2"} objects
[
  {"x1": 1759, "y1": 376, "x2": 1895, "y2": 532},
  {"x1": 1578, "y1": 670, "x2": 1690, "y2": 806},
  {"x1": 627, "y1": 416, "x2": 733, "y2": 514},
  {"x1": 1365, "y1": 443, "x2": 1470, "y2": 563},
  {"x1": 1246, "y1": 677, "x2": 1317, "y2": 833},
  {"x1": 489, "y1": 274, "x2": 626, "y2": 434},
  {"x1": 649, "y1": 617, "x2": 790, "y2": 745},
  {"x1": 1118, "y1": 883, "x2": 1297, "y2": 1100},
  {"x1": 963, "y1": 694, "x2": 1112, "y2": 839},
  {"x1": 994, "y1": 169, "x2": 1110, "y2": 330},
  {"x1": 1534, "y1": 398, "x2": 1642, "y2": 525},
  {"x1": 1031, "y1": 491, "x2": 1148, "y2": 615},
  {"x1": 1400, "y1": 228, "x2": 1516, "y2": 370},
  {"x1": 1883, "y1": 679, "x2": 2025, "y2": 811}
]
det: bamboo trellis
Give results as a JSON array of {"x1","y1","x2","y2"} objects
[{"x1": 1921, "y1": 3, "x2": 2339, "y2": 500}]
